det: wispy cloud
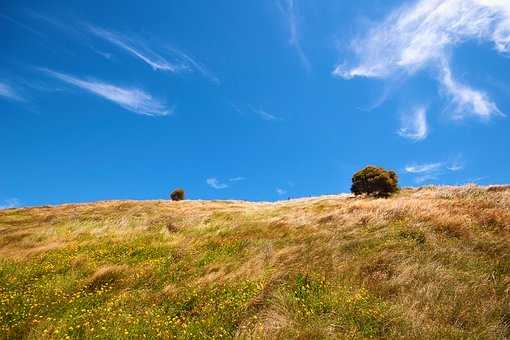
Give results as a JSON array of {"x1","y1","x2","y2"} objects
[
  {"x1": 91, "y1": 48, "x2": 113, "y2": 60},
  {"x1": 406, "y1": 163, "x2": 443, "y2": 184},
  {"x1": 439, "y1": 60, "x2": 501, "y2": 119},
  {"x1": 0, "y1": 198, "x2": 20, "y2": 210},
  {"x1": 167, "y1": 47, "x2": 220, "y2": 84},
  {"x1": 26, "y1": 14, "x2": 219, "y2": 83},
  {"x1": 231, "y1": 103, "x2": 281, "y2": 121},
  {"x1": 229, "y1": 176, "x2": 245, "y2": 182},
  {"x1": 207, "y1": 176, "x2": 245, "y2": 189},
  {"x1": 405, "y1": 157, "x2": 464, "y2": 183},
  {"x1": 206, "y1": 178, "x2": 228, "y2": 190},
  {"x1": 447, "y1": 163, "x2": 463, "y2": 172},
  {"x1": 230, "y1": 103, "x2": 244, "y2": 116},
  {"x1": 335, "y1": 0, "x2": 509, "y2": 119},
  {"x1": 40, "y1": 68, "x2": 170, "y2": 116},
  {"x1": 28, "y1": 11, "x2": 78, "y2": 34},
  {"x1": 276, "y1": 188, "x2": 287, "y2": 195},
  {"x1": 250, "y1": 106, "x2": 281, "y2": 121},
  {"x1": 86, "y1": 25, "x2": 185, "y2": 73},
  {"x1": 398, "y1": 106, "x2": 428, "y2": 141},
  {"x1": 405, "y1": 163, "x2": 443, "y2": 174},
  {"x1": 0, "y1": 82, "x2": 23, "y2": 101},
  {"x1": 0, "y1": 13, "x2": 46, "y2": 38},
  {"x1": 277, "y1": 0, "x2": 311, "y2": 72},
  {"x1": 446, "y1": 155, "x2": 464, "y2": 171},
  {"x1": 86, "y1": 25, "x2": 220, "y2": 83}
]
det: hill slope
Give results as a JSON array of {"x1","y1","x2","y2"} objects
[{"x1": 1, "y1": 186, "x2": 510, "y2": 339}]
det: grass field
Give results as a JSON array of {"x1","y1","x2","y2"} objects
[{"x1": 1, "y1": 185, "x2": 510, "y2": 339}]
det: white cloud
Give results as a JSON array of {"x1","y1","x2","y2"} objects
[
  {"x1": 398, "y1": 106, "x2": 428, "y2": 140},
  {"x1": 406, "y1": 163, "x2": 443, "y2": 184},
  {"x1": 447, "y1": 164, "x2": 463, "y2": 171},
  {"x1": 206, "y1": 178, "x2": 228, "y2": 189},
  {"x1": 276, "y1": 188, "x2": 287, "y2": 195},
  {"x1": 207, "y1": 176, "x2": 245, "y2": 189},
  {"x1": 231, "y1": 104, "x2": 281, "y2": 121},
  {"x1": 405, "y1": 159, "x2": 465, "y2": 174},
  {"x1": 28, "y1": 11, "x2": 78, "y2": 34},
  {"x1": 405, "y1": 162, "x2": 443, "y2": 174},
  {"x1": 0, "y1": 198, "x2": 20, "y2": 210},
  {"x1": 446, "y1": 155, "x2": 464, "y2": 171},
  {"x1": 0, "y1": 13, "x2": 46, "y2": 39},
  {"x1": 87, "y1": 25, "x2": 219, "y2": 83},
  {"x1": 439, "y1": 60, "x2": 501, "y2": 119},
  {"x1": 41, "y1": 69, "x2": 170, "y2": 116},
  {"x1": 229, "y1": 176, "x2": 245, "y2": 182},
  {"x1": 167, "y1": 47, "x2": 220, "y2": 85},
  {"x1": 0, "y1": 82, "x2": 23, "y2": 101},
  {"x1": 277, "y1": 0, "x2": 311, "y2": 72},
  {"x1": 87, "y1": 25, "x2": 186, "y2": 73},
  {"x1": 230, "y1": 103, "x2": 244, "y2": 116},
  {"x1": 335, "y1": 0, "x2": 509, "y2": 119},
  {"x1": 405, "y1": 158, "x2": 464, "y2": 183},
  {"x1": 250, "y1": 107, "x2": 281, "y2": 121},
  {"x1": 91, "y1": 48, "x2": 113, "y2": 60}
]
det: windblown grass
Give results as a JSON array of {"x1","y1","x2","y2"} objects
[{"x1": 0, "y1": 185, "x2": 509, "y2": 338}]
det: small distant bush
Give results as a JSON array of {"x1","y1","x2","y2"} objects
[
  {"x1": 351, "y1": 166, "x2": 399, "y2": 197},
  {"x1": 170, "y1": 188, "x2": 185, "y2": 201}
]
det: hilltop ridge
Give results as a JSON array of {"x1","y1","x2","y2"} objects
[{"x1": 1, "y1": 185, "x2": 510, "y2": 338}]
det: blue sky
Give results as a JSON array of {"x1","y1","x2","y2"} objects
[{"x1": 1, "y1": 0, "x2": 509, "y2": 207}]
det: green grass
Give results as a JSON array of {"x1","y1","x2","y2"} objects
[
  {"x1": 1, "y1": 186, "x2": 510, "y2": 338},
  {"x1": 0, "y1": 234, "x2": 261, "y2": 339}
]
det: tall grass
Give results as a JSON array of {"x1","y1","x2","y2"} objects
[{"x1": 0, "y1": 186, "x2": 509, "y2": 338}]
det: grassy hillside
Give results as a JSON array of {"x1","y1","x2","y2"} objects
[{"x1": 1, "y1": 186, "x2": 510, "y2": 339}]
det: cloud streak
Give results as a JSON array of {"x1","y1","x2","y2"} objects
[
  {"x1": 0, "y1": 13, "x2": 46, "y2": 38},
  {"x1": 398, "y1": 106, "x2": 428, "y2": 140},
  {"x1": 447, "y1": 164, "x2": 463, "y2": 172},
  {"x1": 276, "y1": 188, "x2": 287, "y2": 195},
  {"x1": 167, "y1": 47, "x2": 220, "y2": 84},
  {"x1": 277, "y1": 0, "x2": 311, "y2": 72},
  {"x1": 405, "y1": 158, "x2": 464, "y2": 183},
  {"x1": 206, "y1": 178, "x2": 228, "y2": 189},
  {"x1": 207, "y1": 176, "x2": 245, "y2": 189},
  {"x1": 0, "y1": 82, "x2": 23, "y2": 101},
  {"x1": 250, "y1": 107, "x2": 281, "y2": 121},
  {"x1": 405, "y1": 163, "x2": 443, "y2": 174},
  {"x1": 405, "y1": 163, "x2": 443, "y2": 184},
  {"x1": 87, "y1": 25, "x2": 184, "y2": 73},
  {"x1": 40, "y1": 69, "x2": 170, "y2": 116},
  {"x1": 439, "y1": 60, "x2": 501, "y2": 119},
  {"x1": 25, "y1": 16, "x2": 219, "y2": 83},
  {"x1": 335, "y1": 0, "x2": 509, "y2": 119},
  {"x1": 87, "y1": 25, "x2": 219, "y2": 83}
]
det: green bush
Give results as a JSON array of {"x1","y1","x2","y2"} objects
[
  {"x1": 351, "y1": 166, "x2": 398, "y2": 197},
  {"x1": 170, "y1": 188, "x2": 185, "y2": 201}
]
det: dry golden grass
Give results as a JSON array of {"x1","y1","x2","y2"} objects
[
  {"x1": 85, "y1": 265, "x2": 129, "y2": 291},
  {"x1": 0, "y1": 185, "x2": 509, "y2": 338}
]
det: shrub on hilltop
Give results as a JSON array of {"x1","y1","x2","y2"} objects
[
  {"x1": 351, "y1": 166, "x2": 399, "y2": 197},
  {"x1": 170, "y1": 188, "x2": 185, "y2": 201}
]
